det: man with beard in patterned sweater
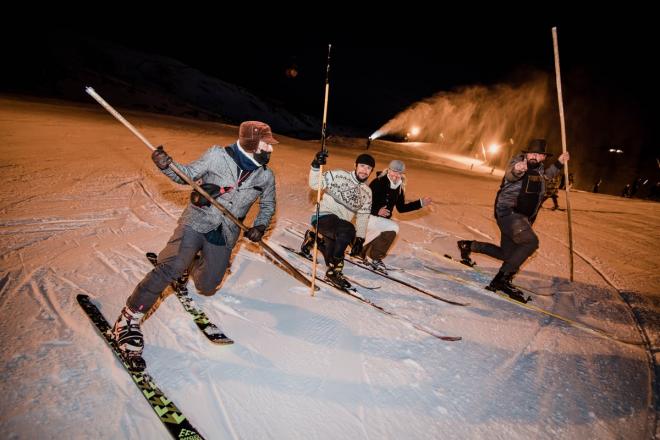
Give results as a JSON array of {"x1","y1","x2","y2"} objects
[{"x1": 300, "y1": 151, "x2": 375, "y2": 289}]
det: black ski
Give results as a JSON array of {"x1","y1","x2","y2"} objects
[
  {"x1": 283, "y1": 226, "x2": 467, "y2": 306},
  {"x1": 417, "y1": 264, "x2": 644, "y2": 346},
  {"x1": 343, "y1": 255, "x2": 469, "y2": 306},
  {"x1": 277, "y1": 244, "x2": 461, "y2": 342},
  {"x1": 146, "y1": 253, "x2": 233, "y2": 345},
  {"x1": 77, "y1": 294, "x2": 205, "y2": 440},
  {"x1": 436, "y1": 252, "x2": 554, "y2": 297},
  {"x1": 277, "y1": 245, "x2": 380, "y2": 290}
]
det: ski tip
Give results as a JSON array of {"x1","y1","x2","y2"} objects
[
  {"x1": 76, "y1": 293, "x2": 90, "y2": 302},
  {"x1": 211, "y1": 338, "x2": 235, "y2": 345}
]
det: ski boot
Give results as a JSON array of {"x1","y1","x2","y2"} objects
[
  {"x1": 485, "y1": 271, "x2": 531, "y2": 303},
  {"x1": 300, "y1": 229, "x2": 325, "y2": 259},
  {"x1": 368, "y1": 257, "x2": 387, "y2": 273},
  {"x1": 457, "y1": 240, "x2": 477, "y2": 267},
  {"x1": 326, "y1": 259, "x2": 351, "y2": 290},
  {"x1": 111, "y1": 306, "x2": 146, "y2": 371}
]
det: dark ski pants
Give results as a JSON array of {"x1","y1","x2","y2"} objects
[
  {"x1": 127, "y1": 224, "x2": 232, "y2": 312},
  {"x1": 363, "y1": 231, "x2": 397, "y2": 260},
  {"x1": 542, "y1": 194, "x2": 559, "y2": 209},
  {"x1": 471, "y1": 213, "x2": 539, "y2": 274},
  {"x1": 315, "y1": 214, "x2": 356, "y2": 265}
]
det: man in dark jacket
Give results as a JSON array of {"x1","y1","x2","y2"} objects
[
  {"x1": 360, "y1": 160, "x2": 432, "y2": 271},
  {"x1": 457, "y1": 139, "x2": 569, "y2": 302},
  {"x1": 111, "y1": 121, "x2": 278, "y2": 371}
]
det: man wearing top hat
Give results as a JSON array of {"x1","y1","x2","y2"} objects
[{"x1": 457, "y1": 139, "x2": 570, "y2": 302}]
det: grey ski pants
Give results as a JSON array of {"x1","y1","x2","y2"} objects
[{"x1": 127, "y1": 223, "x2": 232, "y2": 312}]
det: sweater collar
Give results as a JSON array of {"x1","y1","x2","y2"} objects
[{"x1": 230, "y1": 142, "x2": 261, "y2": 171}]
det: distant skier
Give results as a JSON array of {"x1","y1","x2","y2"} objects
[
  {"x1": 300, "y1": 152, "x2": 374, "y2": 289},
  {"x1": 542, "y1": 174, "x2": 561, "y2": 210},
  {"x1": 359, "y1": 159, "x2": 432, "y2": 271},
  {"x1": 622, "y1": 183, "x2": 632, "y2": 198},
  {"x1": 111, "y1": 121, "x2": 279, "y2": 371},
  {"x1": 592, "y1": 178, "x2": 602, "y2": 193},
  {"x1": 457, "y1": 139, "x2": 569, "y2": 302}
]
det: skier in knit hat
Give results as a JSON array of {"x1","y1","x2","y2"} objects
[
  {"x1": 111, "y1": 120, "x2": 279, "y2": 371},
  {"x1": 300, "y1": 151, "x2": 375, "y2": 289}
]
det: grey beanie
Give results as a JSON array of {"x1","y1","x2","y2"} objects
[{"x1": 389, "y1": 160, "x2": 405, "y2": 173}]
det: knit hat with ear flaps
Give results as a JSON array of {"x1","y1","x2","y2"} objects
[
  {"x1": 355, "y1": 153, "x2": 375, "y2": 168},
  {"x1": 238, "y1": 121, "x2": 279, "y2": 153}
]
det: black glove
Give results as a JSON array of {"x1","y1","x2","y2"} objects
[
  {"x1": 311, "y1": 150, "x2": 328, "y2": 168},
  {"x1": 245, "y1": 224, "x2": 266, "y2": 242},
  {"x1": 152, "y1": 145, "x2": 173, "y2": 170},
  {"x1": 350, "y1": 237, "x2": 365, "y2": 257}
]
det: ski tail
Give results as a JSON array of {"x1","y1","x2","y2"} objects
[{"x1": 77, "y1": 294, "x2": 206, "y2": 439}]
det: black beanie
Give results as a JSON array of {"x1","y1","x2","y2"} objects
[{"x1": 355, "y1": 153, "x2": 375, "y2": 168}]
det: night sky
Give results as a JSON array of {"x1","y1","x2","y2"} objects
[{"x1": 54, "y1": 20, "x2": 652, "y2": 135}]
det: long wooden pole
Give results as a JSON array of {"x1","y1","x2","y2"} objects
[
  {"x1": 310, "y1": 44, "x2": 332, "y2": 296},
  {"x1": 552, "y1": 27, "x2": 575, "y2": 282},
  {"x1": 85, "y1": 87, "x2": 315, "y2": 289}
]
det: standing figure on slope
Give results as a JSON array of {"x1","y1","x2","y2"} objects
[
  {"x1": 359, "y1": 159, "x2": 432, "y2": 271},
  {"x1": 457, "y1": 139, "x2": 569, "y2": 302},
  {"x1": 541, "y1": 174, "x2": 561, "y2": 210},
  {"x1": 112, "y1": 121, "x2": 279, "y2": 371},
  {"x1": 300, "y1": 151, "x2": 375, "y2": 289}
]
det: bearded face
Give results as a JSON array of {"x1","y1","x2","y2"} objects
[
  {"x1": 355, "y1": 163, "x2": 373, "y2": 182},
  {"x1": 525, "y1": 153, "x2": 546, "y2": 169}
]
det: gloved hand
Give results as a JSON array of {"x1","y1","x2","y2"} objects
[
  {"x1": 152, "y1": 145, "x2": 172, "y2": 170},
  {"x1": 311, "y1": 150, "x2": 328, "y2": 168},
  {"x1": 245, "y1": 224, "x2": 266, "y2": 242},
  {"x1": 349, "y1": 237, "x2": 365, "y2": 257}
]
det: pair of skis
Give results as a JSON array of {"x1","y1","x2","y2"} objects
[
  {"x1": 288, "y1": 226, "x2": 644, "y2": 347},
  {"x1": 284, "y1": 227, "x2": 468, "y2": 307},
  {"x1": 416, "y1": 247, "x2": 645, "y2": 347},
  {"x1": 277, "y1": 243, "x2": 462, "y2": 342},
  {"x1": 77, "y1": 253, "x2": 233, "y2": 439}
]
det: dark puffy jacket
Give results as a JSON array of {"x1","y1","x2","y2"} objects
[
  {"x1": 495, "y1": 154, "x2": 562, "y2": 223},
  {"x1": 369, "y1": 172, "x2": 422, "y2": 218}
]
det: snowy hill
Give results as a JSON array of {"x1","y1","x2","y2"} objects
[
  {"x1": 3, "y1": 33, "x2": 339, "y2": 139},
  {"x1": 1, "y1": 96, "x2": 658, "y2": 439}
]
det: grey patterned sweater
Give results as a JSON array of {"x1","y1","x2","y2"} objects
[{"x1": 162, "y1": 144, "x2": 276, "y2": 247}]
